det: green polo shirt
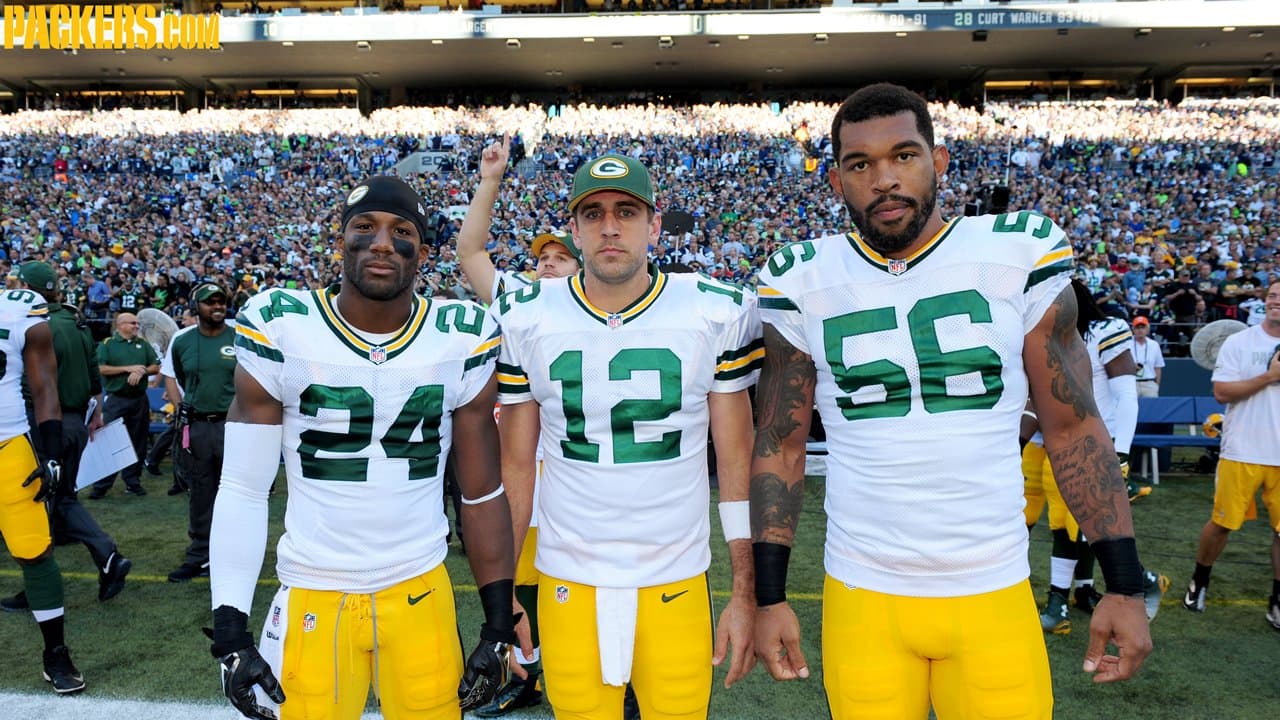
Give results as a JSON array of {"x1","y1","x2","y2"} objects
[
  {"x1": 97, "y1": 332, "x2": 158, "y2": 398},
  {"x1": 48, "y1": 305, "x2": 102, "y2": 411},
  {"x1": 168, "y1": 325, "x2": 237, "y2": 414}
]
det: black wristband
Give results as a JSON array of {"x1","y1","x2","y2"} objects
[
  {"x1": 210, "y1": 605, "x2": 255, "y2": 657},
  {"x1": 1092, "y1": 537, "x2": 1144, "y2": 596},
  {"x1": 38, "y1": 420, "x2": 62, "y2": 463},
  {"x1": 477, "y1": 579, "x2": 516, "y2": 644},
  {"x1": 753, "y1": 542, "x2": 791, "y2": 607}
]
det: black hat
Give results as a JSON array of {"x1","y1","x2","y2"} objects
[{"x1": 340, "y1": 176, "x2": 436, "y2": 244}]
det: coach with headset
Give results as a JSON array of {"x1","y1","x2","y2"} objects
[{"x1": 162, "y1": 282, "x2": 238, "y2": 583}]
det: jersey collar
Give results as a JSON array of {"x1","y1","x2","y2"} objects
[
  {"x1": 847, "y1": 218, "x2": 957, "y2": 276},
  {"x1": 313, "y1": 286, "x2": 431, "y2": 364},
  {"x1": 568, "y1": 263, "x2": 667, "y2": 327}
]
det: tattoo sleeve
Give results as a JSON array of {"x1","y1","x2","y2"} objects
[
  {"x1": 750, "y1": 324, "x2": 816, "y2": 546},
  {"x1": 1027, "y1": 285, "x2": 1134, "y2": 542}
]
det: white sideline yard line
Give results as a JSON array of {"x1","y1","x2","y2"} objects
[{"x1": 0, "y1": 692, "x2": 555, "y2": 720}]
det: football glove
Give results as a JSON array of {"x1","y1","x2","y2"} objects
[
  {"x1": 23, "y1": 458, "x2": 60, "y2": 503},
  {"x1": 209, "y1": 606, "x2": 285, "y2": 720},
  {"x1": 1117, "y1": 452, "x2": 1130, "y2": 480},
  {"x1": 458, "y1": 625, "x2": 514, "y2": 711}
]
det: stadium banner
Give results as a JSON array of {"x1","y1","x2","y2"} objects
[
  {"x1": 2, "y1": 5, "x2": 220, "y2": 50},
  {"x1": 394, "y1": 152, "x2": 453, "y2": 177}
]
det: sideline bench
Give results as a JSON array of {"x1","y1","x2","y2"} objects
[{"x1": 1132, "y1": 396, "x2": 1223, "y2": 484}]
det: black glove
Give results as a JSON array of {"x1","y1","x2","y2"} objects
[
  {"x1": 458, "y1": 625, "x2": 514, "y2": 711},
  {"x1": 24, "y1": 420, "x2": 63, "y2": 503},
  {"x1": 209, "y1": 605, "x2": 285, "y2": 720},
  {"x1": 23, "y1": 459, "x2": 60, "y2": 503}
]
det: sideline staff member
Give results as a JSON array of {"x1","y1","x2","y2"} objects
[
  {"x1": 163, "y1": 283, "x2": 237, "y2": 583},
  {"x1": 91, "y1": 312, "x2": 159, "y2": 498}
]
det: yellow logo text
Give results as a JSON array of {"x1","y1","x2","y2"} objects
[{"x1": 3, "y1": 6, "x2": 221, "y2": 50}]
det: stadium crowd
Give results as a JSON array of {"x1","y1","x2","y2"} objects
[{"x1": 1, "y1": 96, "x2": 1277, "y2": 356}]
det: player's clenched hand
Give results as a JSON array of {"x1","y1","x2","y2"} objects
[
  {"x1": 479, "y1": 135, "x2": 510, "y2": 181},
  {"x1": 459, "y1": 634, "x2": 513, "y2": 711},
  {"x1": 1083, "y1": 594, "x2": 1152, "y2": 683},
  {"x1": 713, "y1": 593, "x2": 756, "y2": 688},
  {"x1": 208, "y1": 606, "x2": 285, "y2": 720},
  {"x1": 217, "y1": 646, "x2": 285, "y2": 720},
  {"x1": 23, "y1": 458, "x2": 60, "y2": 503},
  {"x1": 754, "y1": 601, "x2": 809, "y2": 681}
]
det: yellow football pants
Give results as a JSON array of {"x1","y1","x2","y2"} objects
[
  {"x1": 1022, "y1": 442, "x2": 1079, "y2": 538},
  {"x1": 822, "y1": 577, "x2": 1052, "y2": 720},
  {"x1": 516, "y1": 527, "x2": 539, "y2": 586},
  {"x1": 538, "y1": 574, "x2": 712, "y2": 720},
  {"x1": 272, "y1": 564, "x2": 463, "y2": 720},
  {"x1": 0, "y1": 434, "x2": 51, "y2": 560}
]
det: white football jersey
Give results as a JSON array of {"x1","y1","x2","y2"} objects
[
  {"x1": 494, "y1": 270, "x2": 762, "y2": 588},
  {"x1": 1086, "y1": 317, "x2": 1134, "y2": 439},
  {"x1": 0, "y1": 289, "x2": 49, "y2": 442},
  {"x1": 234, "y1": 287, "x2": 499, "y2": 593},
  {"x1": 1212, "y1": 324, "x2": 1280, "y2": 466},
  {"x1": 759, "y1": 213, "x2": 1073, "y2": 597},
  {"x1": 494, "y1": 270, "x2": 534, "y2": 299}
]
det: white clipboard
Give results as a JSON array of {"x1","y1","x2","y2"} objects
[{"x1": 75, "y1": 418, "x2": 139, "y2": 490}]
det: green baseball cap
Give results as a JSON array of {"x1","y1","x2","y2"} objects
[
  {"x1": 568, "y1": 155, "x2": 656, "y2": 212},
  {"x1": 17, "y1": 261, "x2": 57, "y2": 292},
  {"x1": 193, "y1": 282, "x2": 228, "y2": 303}
]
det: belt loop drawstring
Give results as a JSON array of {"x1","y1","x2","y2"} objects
[
  {"x1": 333, "y1": 593, "x2": 349, "y2": 706},
  {"x1": 370, "y1": 592, "x2": 382, "y2": 705}
]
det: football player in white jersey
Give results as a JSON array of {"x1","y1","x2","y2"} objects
[
  {"x1": 0, "y1": 288, "x2": 84, "y2": 693},
  {"x1": 457, "y1": 136, "x2": 583, "y2": 716},
  {"x1": 208, "y1": 176, "x2": 519, "y2": 720},
  {"x1": 459, "y1": 135, "x2": 581, "y2": 305},
  {"x1": 750, "y1": 84, "x2": 1152, "y2": 719},
  {"x1": 494, "y1": 154, "x2": 761, "y2": 720},
  {"x1": 1185, "y1": 283, "x2": 1280, "y2": 627}
]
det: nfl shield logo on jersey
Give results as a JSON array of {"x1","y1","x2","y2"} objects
[
  {"x1": 887, "y1": 258, "x2": 908, "y2": 275},
  {"x1": 302, "y1": 613, "x2": 317, "y2": 633},
  {"x1": 556, "y1": 584, "x2": 570, "y2": 603},
  {"x1": 607, "y1": 313, "x2": 623, "y2": 329},
  {"x1": 369, "y1": 346, "x2": 388, "y2": 364}
]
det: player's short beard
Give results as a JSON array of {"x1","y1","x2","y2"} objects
[
  {"x1": 846, "y1": 183, "x2": 938, "y2": 257},
  {"x1": 345, "y1": 254, "x2": 415, "y2": 302}
]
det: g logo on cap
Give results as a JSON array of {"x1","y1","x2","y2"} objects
[
  {"x1": 346, "y1": 185, "x2": 370, "y2": 206},
  {"x1": 589, "y1": 158, "x2": 630, "y2": 179}
]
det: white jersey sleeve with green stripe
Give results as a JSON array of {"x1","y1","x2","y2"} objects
[
  {"x1": 230, "y1": 287, "x2": 499, "y2": 594},
  {"x1": 490, "y1": 271, "x2": 762, "y2": 587},
  {"x1": 757, "y1": 214, "x2": 1073, "y2": 597},
  {"x1": 0, "y1": 290, "x2": 48, "y2": 442},
  {"x1": 1087, "y1": 317, "x2": 1134, "y2": 437}
]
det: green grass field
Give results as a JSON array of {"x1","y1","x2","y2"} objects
[{"x1": 1, "y1": 465, "x2": 1277, "y2": 719}]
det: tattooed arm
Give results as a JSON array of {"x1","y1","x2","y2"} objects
[
  {"x1": 750, "y1": 325, "x2": 815, "y2": 546},
  {"x1": 750, "y1": 324, "x2": 816, "y2": 681},
  {"x1": 1024, "y1": 284, "x2": 1151, "y2": 683},
  {"x1": 1023, "y1": 284, "x2": 1132, "y2": 543}
]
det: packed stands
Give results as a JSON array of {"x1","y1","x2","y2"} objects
[{"x1": 2, "y1": 98, "x2": 1276, "y2": 353}]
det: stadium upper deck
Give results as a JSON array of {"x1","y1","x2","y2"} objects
[{"x1": 0, "y1": 0, "x2": 1277, "y2": 110}]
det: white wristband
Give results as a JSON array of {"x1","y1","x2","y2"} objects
[
  {"x1": 461, "y1": 483, "x2": 505, "y2": 506},
  {"x1": 718, "y1": 500, "x2": 750, "y2": 542}
]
